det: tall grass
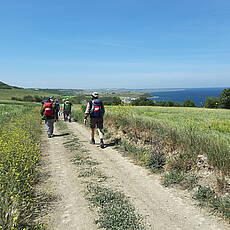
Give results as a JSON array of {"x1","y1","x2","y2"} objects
[
  {"x1": 0, "y1": 105, "x2": 43, "y2": 229},
  {"x1": 105, "y1": 106, "x2": 230, "y2": 176},
  {"x1": 0, "y1": 104, "x2": 32, "y2": 127}
]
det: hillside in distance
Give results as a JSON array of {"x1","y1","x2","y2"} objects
[
  {"x1": 0, "y1": 81, "x2": 21, "y2": 89},
  {"x1": 0, "y1": 81, "x2": 59, "y2": 101}
]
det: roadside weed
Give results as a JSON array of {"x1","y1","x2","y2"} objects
[{"x1": 0, "y1": 105, "x2": 42, "y2": 229}]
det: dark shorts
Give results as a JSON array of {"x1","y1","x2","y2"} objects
[
  {"x1": 64, "y1": 110, "x2": 71, "y2": 115},
  {"x1": 90, "y1": 117, "x2": 103, "y2": 129}
]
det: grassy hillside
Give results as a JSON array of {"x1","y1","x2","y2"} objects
[
  {"x1": 0, "y1": 82, "x2": 61, "y2": 103},
  {"x1": 0, "y1": 81, "x2": 20, "y2": 89},
  {"x1": 0, "y1": 88, "x2": 58, "y2": 100}
]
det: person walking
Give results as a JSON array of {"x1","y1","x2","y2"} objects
[
  {"x1": 63, "y1": 98, "x2": 72, "y2": 122},
  {"x1": 84, "y1": 92, "x2": 105, "y2": 148},
  {"x1": 41, "y1": 98, "x2": 57, "y2": 138},
  {"x1": 54, "y1": 99, "x2": 60, "y2": 121}
]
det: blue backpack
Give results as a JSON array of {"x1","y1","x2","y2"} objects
[{"x1": 90, "y1": 99, "x2": 103, "y2": 117}]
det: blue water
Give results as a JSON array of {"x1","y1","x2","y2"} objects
[{"x1": 149, "y1": 88, "x2": 226, "y2": 107}]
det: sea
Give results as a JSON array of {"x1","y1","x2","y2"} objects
[{"x1": 149, "y1": 87, "x2": 227, "y2": 107}]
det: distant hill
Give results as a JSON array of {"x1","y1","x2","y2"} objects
[
  {"x1": 29, "y1": 88, "x2": 85, "y2": 96},
  {"x1": 0, "y1": 81, "x2": 21, "y2": 89},
  {"x1": 0, "y1": 81, "x2": 60, "y2": 101}
]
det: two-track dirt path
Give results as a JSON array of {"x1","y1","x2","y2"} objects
[
  {"x1": 43, "y1": 120, "x2": 229, "y2": 230},
  {"x1": 42, "y1": 129, "x2": 99, "y2": 230}
]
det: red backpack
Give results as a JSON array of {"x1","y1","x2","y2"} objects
[{"x1": 43, "y1": 103, "x2": 54, "y2": 116}]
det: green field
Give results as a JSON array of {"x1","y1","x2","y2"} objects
[
  {"x1": 105, "y1": 106, "x2": 230, "y2": 174},
  {"x1": 0, "y1": 88, "x2": 59, "y2": 101},
  {"x1": 112, "y1": 106, "x2": 230, "y2": 136}
]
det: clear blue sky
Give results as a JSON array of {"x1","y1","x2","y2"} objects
[{"x1": 0, "y1": 0, "x2": 230, "y2": 89}]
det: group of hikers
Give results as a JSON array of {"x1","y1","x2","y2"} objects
[{"x1": 40, "y1": 92, "x2": 105, "y2": 148}]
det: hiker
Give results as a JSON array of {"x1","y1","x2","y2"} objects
[
  {"x1": 63, "y1": 98, "x2": 72, "y2": 122},
  {"x1": 54, "y1": 99, "x2": 60, "y2": 121},
  {"x1": 41, "y1": 98, "x2": 57, "y2": 138},
  {"x1": 84, "y1": 92, "x2": 105, "y2": 148}
]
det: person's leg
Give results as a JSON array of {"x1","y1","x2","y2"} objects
[
  {"x1": 46, "y1": 119, "x2": 54, "y2": 138},
  {"x1": 45, "y1": 120, "x2": 50, "y2": 137},
  {"x1": 98, "y1": 129, "x2": 104, "y2": 148},
  {"x1": 50, "y1": 119, "x2": 54, "y2": 136},
  {"x1": 97, "y1": 118, "x2": 105, "y2": 148},
  {"x1": 90, "y1": 128, "x2": 95, "y2": 144},
  {"x1": 98, "y1": 128, "x2": 104, "y2": 140},
  {"x1": 64, "y1": 112, "x2": 68, "y2": 121},
  {"x1": 56, "y1": 111, "x2": 59, "y2": 121},
  {"x1": 89, "y1": 118, "x2": 96, "y2": 144}
]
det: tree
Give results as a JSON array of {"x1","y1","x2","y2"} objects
[
  {"x1": 219, "y1": 88, "x2": 230, "y2": 109},
  {"x1": 204, "y1": 97, "x2": 219, "y2": 108},
  {"x1": 131, "y1": 97, "x2": 155, "y2": 106},
  {"x1": 183, "y1": 99, "x2": 196, "y2": 107},
  {"x1": 155, "y1": 101, "x2": 182, "y2": 107},
  {"x1": 112, "y1": 97, "x2": 122, "y2": 105}
]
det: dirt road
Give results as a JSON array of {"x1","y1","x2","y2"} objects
[{"x1": 43, "y1": 121, "x2": 229, "y2": 230}]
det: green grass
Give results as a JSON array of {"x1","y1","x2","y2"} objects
[
  {"x1": 104, "y1": 106, "x2": 230, "y2": 175},
  {"x1": 192, "y1": 185, "x2": 230, "y2": 221},
  {"x1": 86, "y1": 184, "x2": 143, "y2": 230},
  {"x1": 0, "y1": 88, "x2": 59, "y2": 101},
  {"x1": 109, "y1": 106, "x2": 230, "y2": 135},
  {"x1": 0, "y1": 105, "x2": 44, "y2": 229},
  {"x1": 0, "y1": 104, "x2": 32, "y2": 127}
]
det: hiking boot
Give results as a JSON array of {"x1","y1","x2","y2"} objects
[
  {"x1": 90, "y1": 139, "x2": 95, "y2": 144},
  {"x1": 100, "y1": 139, "x2": 105, "y2": 149}
]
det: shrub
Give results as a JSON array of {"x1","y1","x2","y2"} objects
[
  {"x1": 162, "y1": 171, "x2": 185, "y2": 187},
  {"x1": 204, "y1": 97, "x2": 220, "y2": 108},
  {"x1": 183, "y1": 99, "x2": 196, "y2": 107},
  {"x1": 192, "y1": 185, "x2": 214, "y2": 201},
  {"x1": 146, "y1": 151, "x2": 166, "y2": 171},
  {"x1": 131, "y1": 97, "x2": 155, "y2": 106},
  {"x1": 219, "y1": 88, "x2": 230, "y2": 109}
]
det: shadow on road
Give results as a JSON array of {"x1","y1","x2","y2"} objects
[
  {"x1": 104, "y1": 142, "x2": 116, "y2": 148},
  {"x1": 53, "y1": 133, "x2": 70, "y2": 137},
  {"x1": 104, "y1": 138, "x2": 121, "y2": 148}
]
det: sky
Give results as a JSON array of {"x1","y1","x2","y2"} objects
[{"x1": 0, "y1": 0, "x2": 230, "y2": 89}]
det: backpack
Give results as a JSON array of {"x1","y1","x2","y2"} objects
[
  {"x1": 43, "y1": 103, "x2": 54, "y2": 116},
  {"x1": 64, "y1": 102, "x2": 72, "y2": 111},
  {"x1": 90, "y1": 99, "x2": 103, "y2": 117}
]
